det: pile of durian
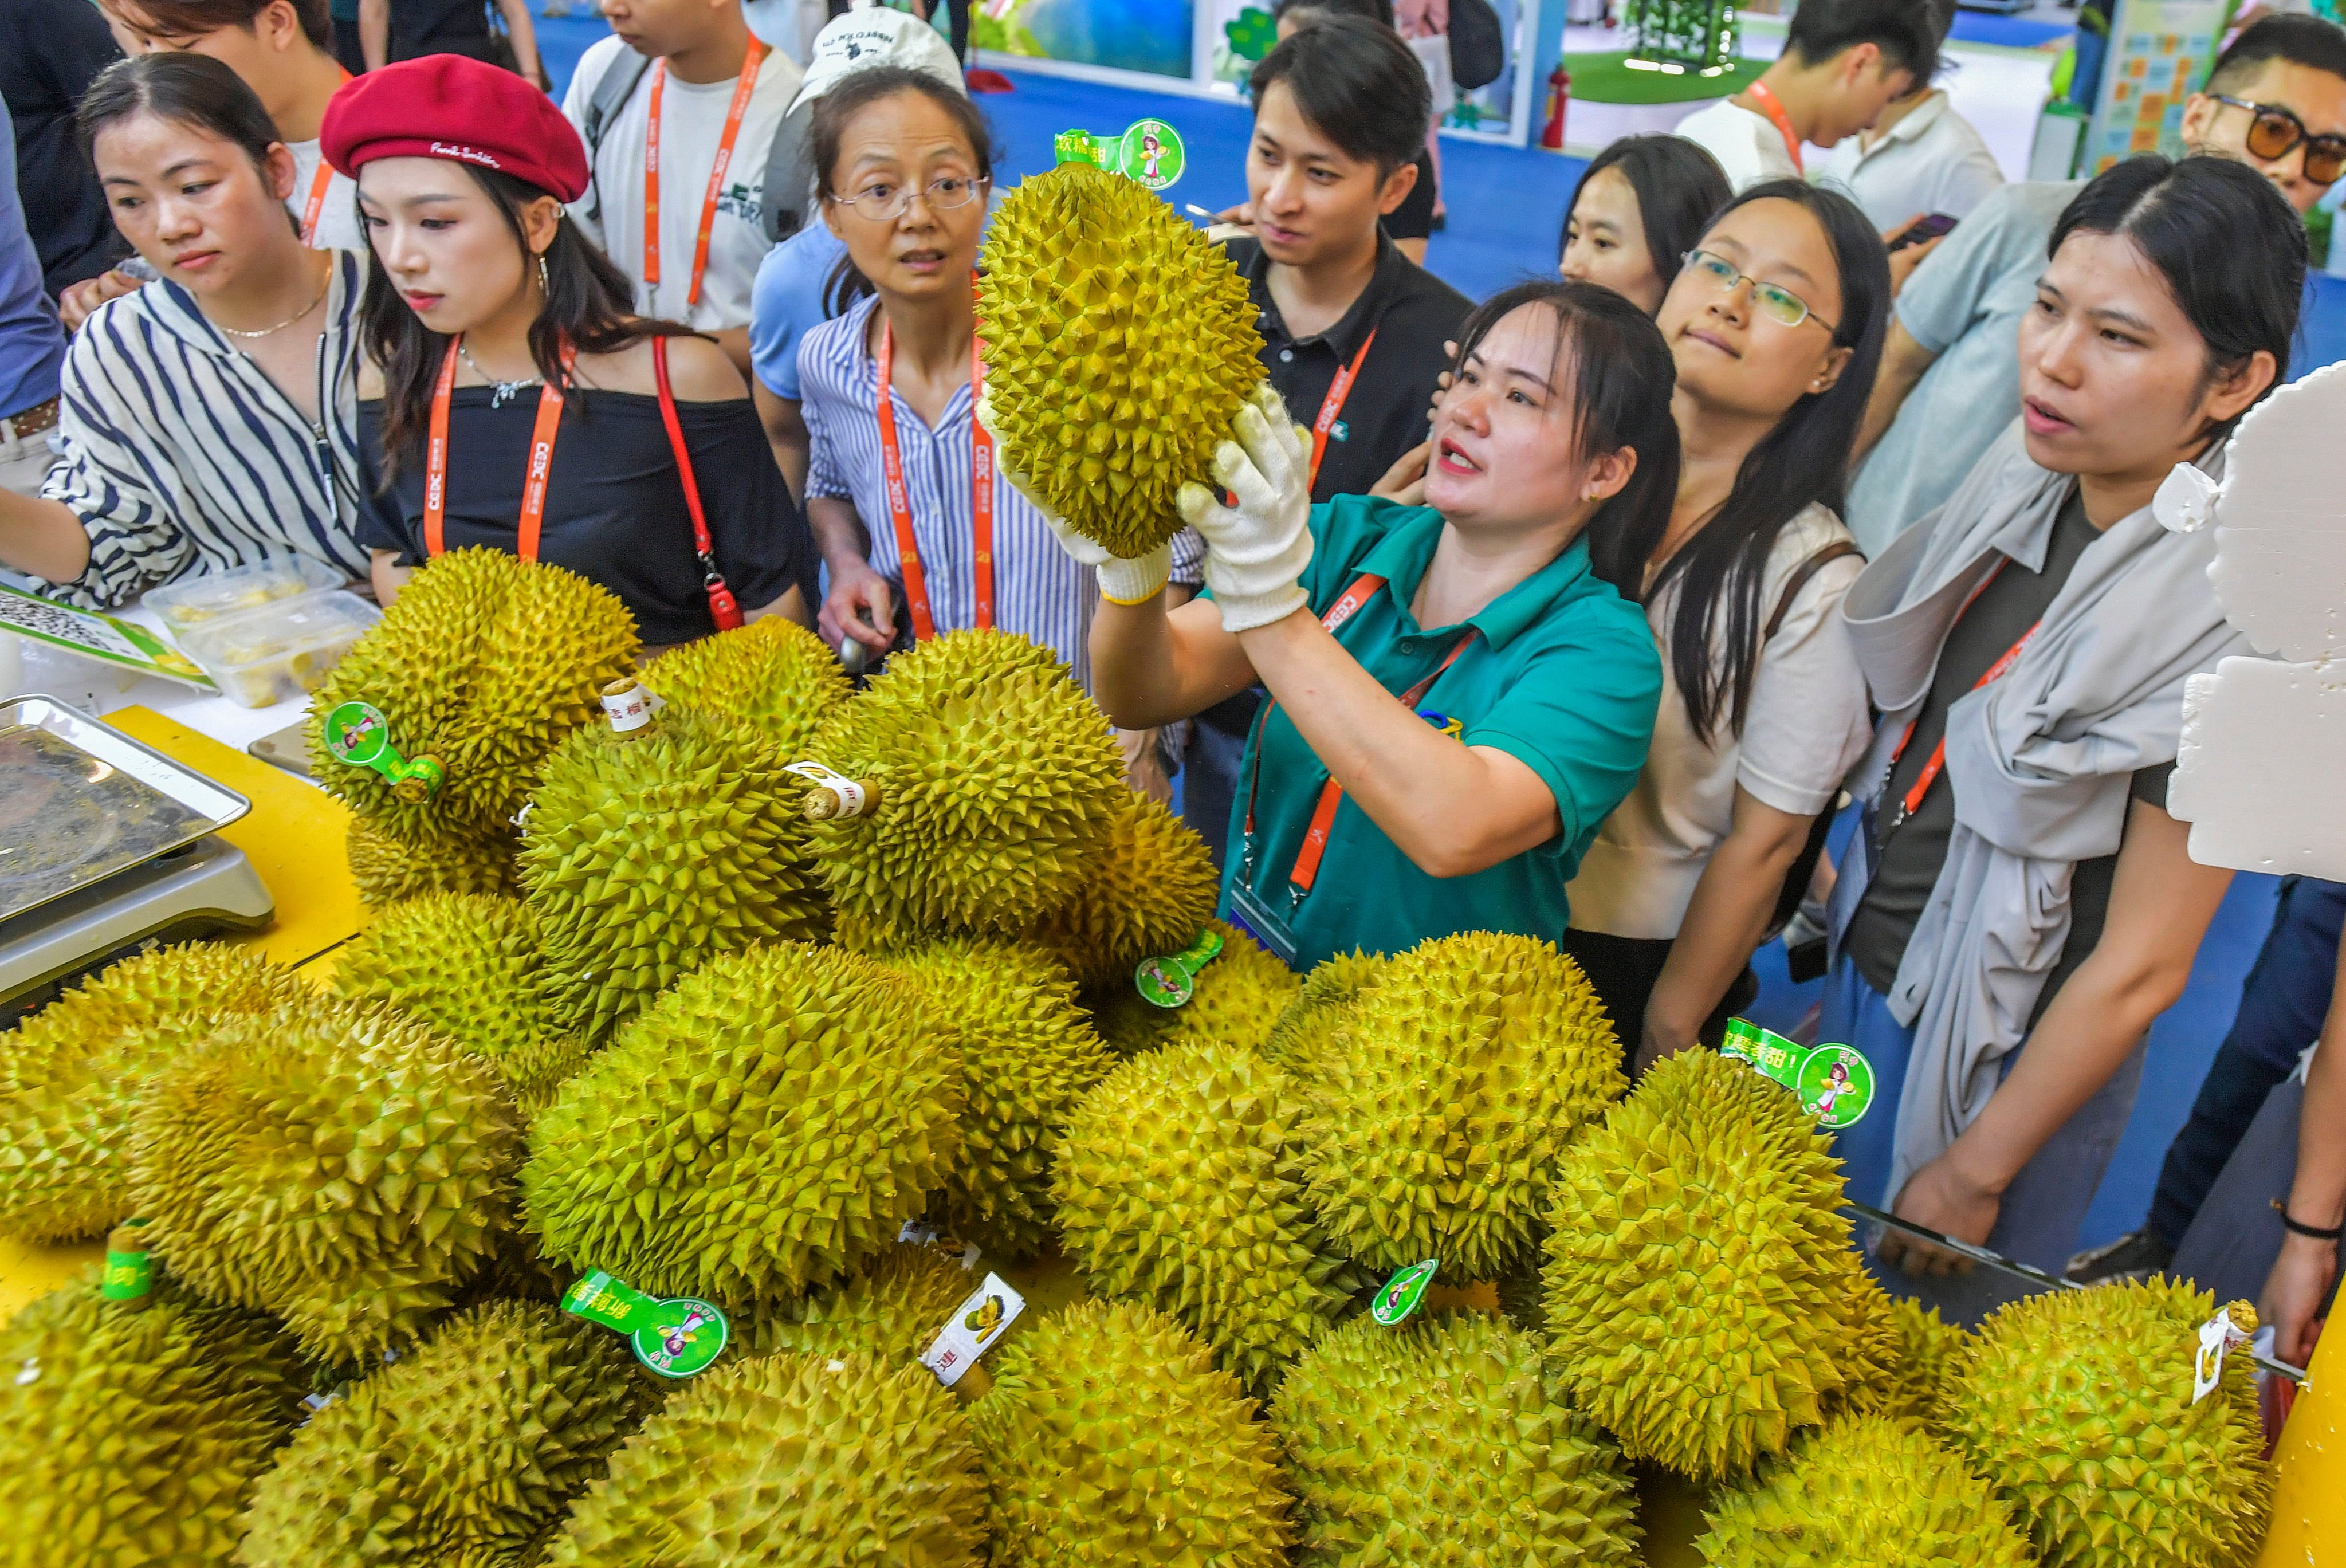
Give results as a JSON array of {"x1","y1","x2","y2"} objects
[{"x1": 0, "y1": 551, "x2": 2276, "y2": 1565}]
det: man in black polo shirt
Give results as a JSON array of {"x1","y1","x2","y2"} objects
[{"x1": 1188, "y1": 12, "x2": 1473, "y2": 867}]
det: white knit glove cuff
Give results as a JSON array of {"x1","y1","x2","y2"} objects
[{"x1": 1097, "y1": 545, "x2": 1173, "y2": 605}]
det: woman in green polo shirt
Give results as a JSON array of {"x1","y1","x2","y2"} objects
[{"x1": 1071, "y1": 280, "x2": 1673, "y2": 968}]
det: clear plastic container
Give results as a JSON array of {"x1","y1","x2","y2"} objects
[
  {"x1": 174, "y1": 590, "x2": 382, "y2": 708},
  {"x1": 144, "y1": 556, "x2": 347, "y2": 632}
]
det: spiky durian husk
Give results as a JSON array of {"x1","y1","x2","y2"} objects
[
  {"x1": 1025, "y1": 790, "x2": 1220, "y2": 990},
  {"x1": 0, "y1": 1270, "x2": 301, "y2": 1568},
  {"x1": 740, "y1": 1247, "x2": 977, "y2": 1366},
  {"x1": 1940, "y1": 1278, "x2": 2270, "y2": 1568},
  {"x1": 1052, "y1": 1040, "x2": 1355, "y2": 1393},
  {"x1": 543, "y1": 1353, "x2": 986, "y2": 1567},
  {"x1": 522, "y1": 943, "x2": 964, "y2": 1307},
  {"x1": 1083, "y1": 919, "x2": 1302, "y2": 1058},
  {"x1": 971, "y1": 1299, "x2": 1293, "y2": 1566},
  {"x1": 0, "y1": 944, "x2": 299, "y2": 1244},
  {"x1": 976, "y1": 164, "x2": 1264, "y2": 558},
  {"x1": 1540, "y1": 1048, "x2": 1884, "y2": 1480},
  {"x1": 1273, "y1": 1312, "x2": 1640, "y2": 1567},
  {"x1": 332, "y1": 894, "x2": 592, "y2": 1115},
  {"x1": 873, "y1": 938, "x2": 1114, "y2": 1260},
  {"x1": 1836, "y1": 1295, "x2": 1967, "y2": 1431},
  {"x1": 130, "y1": 995, "x2": 521, "y2": 1362},
  {"x1": 520, "y1": 708, "x2": 828, "y2": 1042},
  {"x1": 237, "y1": 1301, "x2": 654, "y2": 1568},
  {"x1": 1695, "y1": 1414, "x2": 2034, "y2": 1567},
  {"x1": 309, "y1": 548, "x2": 637, "y2": 841},
  {"x1": 798, "y1": 630, "x2": 1125, "y2": 948},
  {"x1": 1260, "y1": 949, "x2": 1385, "y2": 1070},
  {"x1": 640, "y1": 617, "x2": 851, "y2": 755},
  {"x1": 347, "y1": 816, "x2": 520, "y2": 906},
  {"x1": 1304, "y1": 933, "x2": 1624, "y2": 1278}
]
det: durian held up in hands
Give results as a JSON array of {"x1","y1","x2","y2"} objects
[{"x1": 975, "y1": 162, "x2": 1263, "y2": 569}]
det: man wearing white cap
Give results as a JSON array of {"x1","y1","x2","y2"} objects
[{"x1": 746, "y1": 2, "x2": 963, "y2": 498}]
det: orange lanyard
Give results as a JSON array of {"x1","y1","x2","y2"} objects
[
  {"x1": 643, "y1": 40, "x2": 766, "y2": 309},
  {"x1": 1743, "y1": 80, "x2": 1805, "y2": 174},
  {"x1": 299, "y1": 70, "x2": 353, "y2": 245},
  {"x1": 422, "y1": 334, "x2": 577, "y2": 563},
  {"x1": 1241, "y1": 571, "x2": 1477, "y2": 897},
  {"x1": 1883, "y1": 561, "x2": 2039, "y2": 831},
  {"x1": 874, "y1": 315, "x2": 994, "y2": 642},
  {"x1": 1308, "y1": 328, "x2": 1377, "y2": 489}
]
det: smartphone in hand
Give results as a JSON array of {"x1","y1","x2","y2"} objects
[{"x1": 1888, "y1": 213, "x2": 1958, "y2": 253}]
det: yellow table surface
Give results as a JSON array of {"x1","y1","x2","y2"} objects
[
  {"x1": 2, "y1": 706, "x2": 364, "y2": 1318},
  {"x1": 2258, "y1": 1324, "x2": 2344, "y2": 1565}
]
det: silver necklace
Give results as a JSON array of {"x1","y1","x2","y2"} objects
[
  {"x1": 459, "y1": 343, "x2": 544, "y2": 408},
  {"x1": 213, "y1": 266, "x2": 332, "y2": 340}
]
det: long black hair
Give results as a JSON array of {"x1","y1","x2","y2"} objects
[
  {"x1": 810, "y1": 65, "x2": 997, "y2": 319},
  {"x1": 77, "y1": 52, "x2": 282, "y2": 180},
  {"x1": 2049, "y1": 155, "x2": 2304, "y2": 442},
  {"x1": 1562, "y1": 135, "x2": 1731, "y2": 294},
  {"x1": 361, "y1": 164, "x2": 686, "y2": 469},
  {"x1": 1637, "y1": 178, "x2": 1889, "y2": 743},
  {"x1": 1446, "y1": 280, "x2": 1680, "y2": 596}
]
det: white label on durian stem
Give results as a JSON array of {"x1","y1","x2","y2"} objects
[
  {"x1": 2192, "y1": 1307, "x2": 2251, "y2": 1404},
  {"x1": 601, "y1": 683, "x2": 659, "y2": 732},
  {"x1": 897, "y1": 1220, "x2": 981, "y2": 1270},
  {"x1": 920, "y1": 1272, "x2": 1024, "y2": 1388},
  {"x1": 785, "y1": 760, "x2": 867, "y2": 818},
  {"x1": 13, "y1": 1357, "x2": 37, "y2": 1387}
]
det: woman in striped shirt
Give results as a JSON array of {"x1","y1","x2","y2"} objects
[
  {"x1": 796, "y1": 65, "x2": 1200, "y2": 689},
  {"x1": 0, "y1": 53, "x2": 368, "y2": 606}
]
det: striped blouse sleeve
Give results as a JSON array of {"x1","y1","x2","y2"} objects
[
  {"x1": 34, "y1": 315, "x2": 192, "y2": 608},
  {"x1": 800, "y1": 332, "x2": 853, "y2": 504},
  {"x1": 1168, "y1": 525, "x2": 1205, "y2": 588}
]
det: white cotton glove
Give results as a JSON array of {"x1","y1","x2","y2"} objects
[
  {"x1": 1176, "y1": 383, "x2": 1314, "y2": 634},
  {"x1": 977, "y1": 389, "x2": 1172, "y2": 604}
]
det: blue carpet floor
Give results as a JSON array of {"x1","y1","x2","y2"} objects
[{"x1": 535, "y1": 34, "x2": 2326, "y2": 1259}]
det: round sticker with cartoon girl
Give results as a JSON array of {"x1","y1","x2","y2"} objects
[
  {"x1": 1119, "y1": 119, "x2": 1185, "y2": 190},
  {"x1": 1797, "y1": 1044, "x2": 1876, "y2": 1129}
]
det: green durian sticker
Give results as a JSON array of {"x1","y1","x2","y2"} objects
[
  {"x1": 100, "y1": 1231, "x2": 152, "y2": 1302},
  {"x1": 1135, "y1": 926, "x2": 1224, "y2": 1008},
  {"x1": 1054, "y1": 120, "x2": 1186, "y2": 191},
  {"x1": 1721, "y1": 1019, "x2": 1876, "y2": 1129},
  {"x1": 1372, "y1": 1259, "x2": 1439, "y2": 1326},
  {"x1": 322, "y1": 700, "x2": 445, "y2": 803},
  {"x1": 561, "y1": 1270, "x2": 729, "y2": 1379}
]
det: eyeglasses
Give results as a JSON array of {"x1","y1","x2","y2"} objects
[
  {"x1": 1680, "y1": 250, "x2": 1838, "y2": 333},
  {"x1": 835, "y1": 174, "x2": 989, "y2": 222},
  {"x1": 2211, "y1": 97, "x2": 2346, "y2": 184}
]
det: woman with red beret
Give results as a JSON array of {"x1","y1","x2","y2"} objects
[{"x1": 323, "y1": 53, "x2": 816, "y2": 649}]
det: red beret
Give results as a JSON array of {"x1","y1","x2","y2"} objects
[{"x1": 321, "y1": 54, "x2": 589, "y2": 204}]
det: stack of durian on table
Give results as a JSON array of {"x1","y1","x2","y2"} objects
[{"x1": 0, "y1": 165, "x2": 2283, "y2": 1565}]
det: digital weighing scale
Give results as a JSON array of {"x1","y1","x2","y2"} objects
[{"x1": 0, "y1": 695, "x2": 273, "y2": 1021}]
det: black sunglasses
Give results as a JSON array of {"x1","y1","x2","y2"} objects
[{"x1": 2212, "y1": 96, "x2": 2346, "y2": 184}]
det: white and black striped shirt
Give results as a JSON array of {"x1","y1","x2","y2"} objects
[
  {"x1": 800, "y1": 294, "x2": 1203, "y2": 689},
  {"x1": 32, "y1": 250, "x2": 370, "y2": 608}
]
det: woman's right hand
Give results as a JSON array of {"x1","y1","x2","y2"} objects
[
  {"x1": 1372, "y1": 442, "x2": 1431, "y2": 506},
  {"x1": 820, "y1": 556, "x2": 896, "y2": 655},
  {"x1": 2261, "y1": 1231, "x2": 2337, "y2": 1372},
  {"x1": 60, "y1": 269, "x2": 146, "y2": 333},
  {"x1": 1178, "y1": 384, "x2": 1314, "y2": 634}
]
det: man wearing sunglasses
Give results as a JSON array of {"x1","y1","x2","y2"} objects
[{"x1": 1844, "y1": 12, "x2": 2346, "y2": 557}]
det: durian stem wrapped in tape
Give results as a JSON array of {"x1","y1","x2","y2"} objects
[{"x1": 977, "y1": 164, "x2": 1264, "y2": 558}]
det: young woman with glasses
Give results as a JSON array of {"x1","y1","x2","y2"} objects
[
  {"x1": 1560, "y1": 181, "x2": 1888, "y2": 1076},
  {"x1": 795, "y1": 65, "x2": 1165, "y2": 689},
  {"x1": 332, "y1": 54, "x2": 814, "y2": 651}
]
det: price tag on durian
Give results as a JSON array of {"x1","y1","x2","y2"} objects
[
  {"x1": 1135, "y1": 926, "x2": 1224, "y2": 1009},
  {"x1": 321, "y1": 700, "x2": 445, "y2": 803},
  {"x1": 920, "y1": 1271, "x2": 1024, "y2": 1388},
  {"x1": 1722, "y1": 1019, "x2": 1876, "y2": 1129},
  {"x1": 1372, "y1": 1259, "x2": 1439, "y2": 1326},
  {"x1": 561, "y1": 1269, "x2": 729, "y2": 1379},
  {"x1": 1054, "y1": 119, "x2": 1186, "y2": 191},
  {"x1": 2192, "y1": 1307, "x2": 2252, "y2": 1404}
]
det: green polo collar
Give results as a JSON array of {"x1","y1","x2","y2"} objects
[{"x1": 1351, "y1": 506, "x2": 1604, "y2": 652}]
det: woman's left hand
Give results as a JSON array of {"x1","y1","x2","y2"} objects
[
  {"x1": 1634, "y1": 1012, "x2": 1700, "y2": 1078},
  {"x1": 1879, "y1": 1155, "x2": 2002, "y2": 1276},
  {"x1": 2261, "y1": 1233, "x2": 2337, "y2": 1371},
  {"x1": 1177, "y1": 384, "x2": 1314, "y2": 633}
]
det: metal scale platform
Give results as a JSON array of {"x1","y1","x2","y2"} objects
[{"x1": 0, "y1": 694, "x2": 272, "y2": 1020}]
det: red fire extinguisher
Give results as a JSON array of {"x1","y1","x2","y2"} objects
[{"x1": 1540, "y1": 61, "x2": 1570, "y2": 150}]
